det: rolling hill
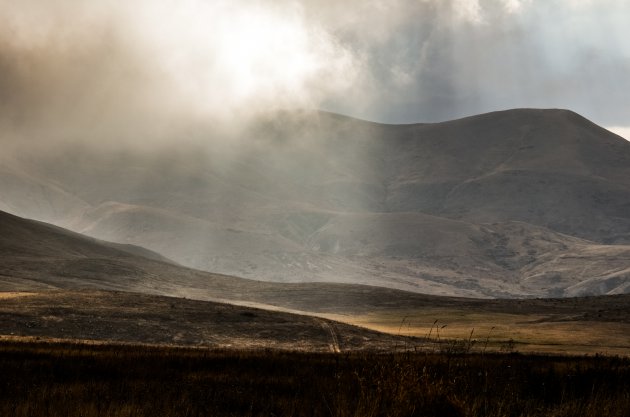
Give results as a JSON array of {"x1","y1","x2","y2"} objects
[{"x1": 1, "y1": 209, "x2": 630, "y2": 354}]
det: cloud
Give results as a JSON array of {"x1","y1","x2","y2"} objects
[
  {"x1": 0, "y1": 0, "x2": 629, "y2": 147},
  {"x1": 128, "y1": 1, "x2": 358, "y2": 115},
  {"x1": 315, "y1": 0, "x2": 630, "y2": 126},
  {"x1": 502, "y1": 0, "x2": 531, "y2": 14},
  {"x1": 453, "y1": 0, "x2": 484, "y2": 23},
  {"x1": 0, "y1": 0, "x2": 359, "y2": 147}
]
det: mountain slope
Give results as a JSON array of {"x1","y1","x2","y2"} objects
[
  {"x1": 1, "y1": 108, "x2": 629, "y2": 296},
  {"x1": 380, "y1": 109, "x2": 630, "y2": 242},
  {"x1": 0, "y1": 208, "x2": 481, "y2": 302}
]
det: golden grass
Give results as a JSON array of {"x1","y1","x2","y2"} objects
[
  {"x1": 321, "y1": 309, "x2": 630, "y2": 356},
  {"x1": 0, "y1": 292, "x2": 36, "y2": 299}
]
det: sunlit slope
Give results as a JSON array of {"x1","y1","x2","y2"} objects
[
  {"x1": 2, "y1": 108, "x2": 630, "y2": 296},
  {"x1": 304, "y1": 213, "x2": 630, "y2": 297},
  {"x1": 0, "y1": 208, "x2": 462, "y2": 301},
  {"x1": 56, "y1": 200, "x2": 630, "y2": 296}
]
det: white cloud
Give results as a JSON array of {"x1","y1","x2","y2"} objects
[
  {"x1": 502, "y1": 0, "x2": 532, "y2": 14},
  {"x1": 1, "y1": 0, "x2": 629, "y2": 134},
  {"x1": 451, "y1": 0, "x2": 532, "y2": 23},
  {"x1": 0, "y1": 0, "x2": 361, "y2": 145},
  {"x1": 122, "y1": 0, "x2": 360, "y2": 116},
  {"x1": 453, "y1": 0, "x2": 485, "y2": 23}
]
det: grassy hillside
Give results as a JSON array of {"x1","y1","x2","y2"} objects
[
  {"x1": 3, "y1": 290, "x2": 630, "y2": 356},
  {"x1": 0, "y1": 291, "x2": 405, "y2": 352}
]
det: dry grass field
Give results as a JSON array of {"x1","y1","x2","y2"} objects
[
  {"x1": 1, "y1": 341, "x2": 629, "y2": 417},
  {"x1": 318, "y1": 295, "x2": 630, "y2": 356},
  {"x1": 0, "y1": 290, "x2": 408, "y2": 352},
  {"x1": 324, "y1": 310, "x2": 630, "y2": 356},
  {"x1": 2, "y1": 290, "x2": 629, "y2": 356}
]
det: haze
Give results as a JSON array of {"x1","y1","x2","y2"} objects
[{"x1": 1, "y1": 0, "x2": 629, "y2": 148}]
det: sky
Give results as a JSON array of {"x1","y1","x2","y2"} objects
[{"x1": 1, "y1": 0, "x2": 629, "y2": 143}]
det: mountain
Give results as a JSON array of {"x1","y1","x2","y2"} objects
[
  {"x1": 1, "y1": 108, "x2": 629, "y2": 297},
  {"x1": 381, "y1": 109, "x2": 630, "y2": 243}
]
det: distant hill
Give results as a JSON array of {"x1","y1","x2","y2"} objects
[
  {"x1": 381, "y1": 109, "x2": 630, "y2": 243},
  {"x1": 1, "y1": 108, "x2": 629, "y2": 297},
  {"x1": 0, "y1": 208, "x2": 473, "y2": 306}
]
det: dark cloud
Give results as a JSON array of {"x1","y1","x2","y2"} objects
[{"x1": 317, "y1": 0, "x2": 630, "y2": 126}]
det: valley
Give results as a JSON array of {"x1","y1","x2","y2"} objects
[{"x1": 1, "y1": 205, "x2": 628, "y2": 355}]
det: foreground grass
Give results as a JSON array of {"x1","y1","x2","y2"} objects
[{"x1": 1, "y1": 341, "x2": 629, "y2": 417}]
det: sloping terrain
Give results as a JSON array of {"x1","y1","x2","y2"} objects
[
  {"x1": 0, "y1": 208, "x2": 488, "y2": 304},
  {"x1": 1, "y1": 210, "x2": 629, "y2": 354},
  {"x1": 0, "y1": 157, "x2": 90, "y2": 226},
  {"x1": 0, "y1": 291, "x2": 403, "y2": 351},
  {"x1": 382, "y1": 110, "x2": 630, "y2": 244},
  {"x1": 1, "y1": 108, "x2": 629, "y2": 296}
]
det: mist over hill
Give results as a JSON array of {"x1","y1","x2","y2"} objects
[{"x1": 1, "y1": 108, "x2": 630, "y2": 297}]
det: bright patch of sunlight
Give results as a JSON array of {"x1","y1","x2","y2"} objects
[{"x1": 133, "y1": 1, "x2": 356, "y2": 114}]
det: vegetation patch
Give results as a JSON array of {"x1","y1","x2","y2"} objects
[{"x1": 1, "y1": 341, "x2": 629, "y2": 417}]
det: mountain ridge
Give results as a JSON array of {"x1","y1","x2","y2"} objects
[{"x1": 1, "y1": 108, "x2": 629, "y2": 297}]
